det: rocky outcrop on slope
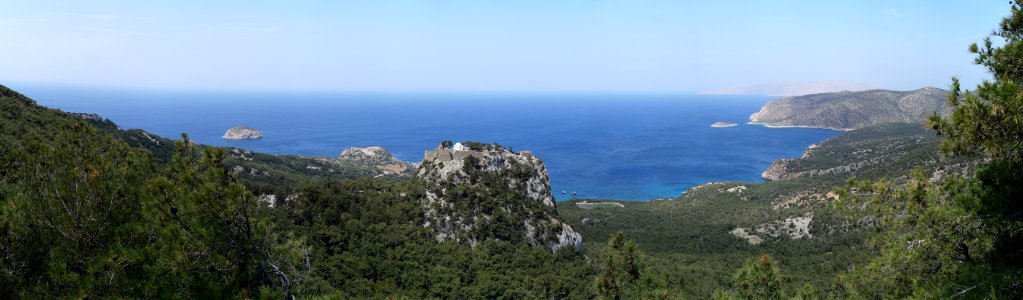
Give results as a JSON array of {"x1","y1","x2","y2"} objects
[
  {"x1": 223, "y1": 144, "x2": 415, "y2": 186},
  {"x1": 223, "y1": 125, "x2": 262, "y2": 140},
  {"x1": 749, "y1": 87, "x2": 950, "y2": 130},
  {"x1": 730, "y1": 214, "x2": 814, "y2": 245},
  {"x1": 761, "y1": 155, "x2": 889, "y2": 181},
  {"x1": 417, "y1": 142, "x2": 582, "y2": 252},
  {"x1": 328, "y1": 146, "x2": 414, "y2": 176}
]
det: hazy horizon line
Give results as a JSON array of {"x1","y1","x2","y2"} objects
[{"x1": 2, "y1": 80, "x2": 954, "y2": 97}]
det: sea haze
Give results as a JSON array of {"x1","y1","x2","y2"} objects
[{"x1": 17, "y1": 85, "x2": 839, "y2": 201}]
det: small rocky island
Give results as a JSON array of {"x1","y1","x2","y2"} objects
[
  {"x1": 711, "y1": 121, "x2": 738, "y2": 128},
  {"x1": 222, "y1": 125, "x2": 262, "y2": 140}
]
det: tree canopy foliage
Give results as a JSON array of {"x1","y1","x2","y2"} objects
[
  {"x1": 831, "y1": 2, "x2": 1023, "y2": 297},
  {"x1": 0, "y1": 84, "x2": 593, "y2": 298}
]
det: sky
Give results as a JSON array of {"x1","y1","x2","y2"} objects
[{"x1": 0, "y1": 1, "x2": 1011, "y2": 93}]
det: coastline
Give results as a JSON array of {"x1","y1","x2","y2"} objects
[
  {"x1": 676, "y1": 121, "x2": 846, "y2": 199},
  {"x1": 746, "y1": 121, "x2": 851, "y2": 132}
]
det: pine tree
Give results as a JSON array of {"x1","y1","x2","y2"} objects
[
  {"x1": 837, "y1": 2, "x2": 1023, "y2": 297},
  {"x1": 731, "y1": 255, "x2": 784, "y2": 300},
  {"x1": 596, "y1": 232, "x2": 672, "y2": 299}
]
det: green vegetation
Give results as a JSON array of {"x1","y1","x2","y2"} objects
[
  {"x1": 460, "y1": 141, "x2": 505, "y2": 151},
  {"x1": 728, "y1": 255, "x2": 785, "y2": 300},
  {"x1": 595, "y1": 232, "x2": 669, "y2": 299},
  {"x1": 557, "y1": 121, "x2": 963, "y2": 297},
  {"x1": 561, "y1": 198, "x2": 868, "y2": 297},
  {"x1": 77, "y1": 113, "x2": 403, "y2": 194},
  {"x1": 594, "y1": 2, "x2": 1020, "y2": 297},
  {"x1": 419, "y1": 153, "x2": 566, "y2": 248},
  {"x1": 826, "y1": 1, "x2": 1023, "y2": 297},
  {"x1": 766, "y1": 123, "x2": 962, "y2": 180},
  {"x1": 0, "y1": 85, "x2": 278, "y2": 297},
  {"x1": 278, "y1": 178, "x2": 593, "y2": 298},
  {"x1": 0, "y1": 85, "x2": 593, "y2": 298}
]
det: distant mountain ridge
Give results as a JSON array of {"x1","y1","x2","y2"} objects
[
  {"x1": 700, "y1": 80, "x2": 876, "y2": 96},
  {"x1": 749, "y1": 87, "x2": 951, "y2": 130}
]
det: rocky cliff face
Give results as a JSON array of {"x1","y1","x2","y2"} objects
[
  {"x1": 749, "y1": 87, "x2": 950, "y2": 130},
  {"x1": 416, "y1": 142, "x2": 582, "y2": 252},
  {"x1": 223, "y1": 125, "x2": 262, "y2": 140}
]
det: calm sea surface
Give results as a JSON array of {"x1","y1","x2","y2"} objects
[{"x1": 14, "y1": 85, "x2": 839, "y2": 200}]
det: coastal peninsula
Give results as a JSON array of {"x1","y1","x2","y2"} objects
[{"x1": 748, "y1": 88, "x2": 949, "y2": 130}]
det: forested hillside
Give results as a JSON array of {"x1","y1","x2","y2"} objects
[
  {"x1": 0, "y1": 83, "x2": 995, "y2": 298},
  {"x1": 0, "y1": 84, "x2": 594, "y2": 298},
  {"x1": 560, "y1": 122, "x2": 973, "y2": 297}
]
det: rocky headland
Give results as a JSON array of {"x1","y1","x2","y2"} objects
[{"x1": 748, "y1": 87, "x2": 950, "y2": 131}]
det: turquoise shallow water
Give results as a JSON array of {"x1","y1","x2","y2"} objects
[{"x1": 14, "y1": 84, "x2": 839, "y2": 200}]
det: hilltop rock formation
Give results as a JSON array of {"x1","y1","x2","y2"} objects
[
  {"x1": 222, "y1": 125, "x2": 262, "y2": 140},
  {"x1": 749, "y1": 87, "x2": 950, "y2": 130},
  {"x1": 701, "y1": 80, "x2": 876, "y2": 96},
  {"x1": 416, "y1": 142, "x2": 582, "y2": 252}
]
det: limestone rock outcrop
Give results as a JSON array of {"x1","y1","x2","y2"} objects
[
  {"x1": 333, "y1": 146, "x2": 414, "y2": 176},
  {"x1": 416, "y1": 142, "x2": 582, "y2": 252}
]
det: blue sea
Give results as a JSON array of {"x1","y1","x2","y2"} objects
[{"x1": 13, "y1": 85, "x2": 839, "y2": 201}]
